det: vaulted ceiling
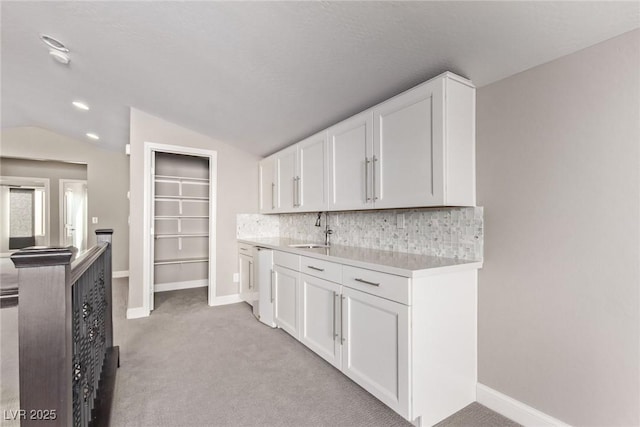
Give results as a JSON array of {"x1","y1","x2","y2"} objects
[{"x1": 2, "y1": 2, "x2": 638, "y2": 156}]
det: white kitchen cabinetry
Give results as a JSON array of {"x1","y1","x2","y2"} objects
[
  {"x1": 250, "y1": 243, "x2": 477, "y2": 426},
  {"x1": 300, "y1": 273, "x2": 342, "y2": 369},
  {"x1": 263, "y1": 72, "x2": 475, "y2": 213},
  {"x1": 259, "y1": 157, "x2": 276, "y2": 213},
  {"x1": 341, "y1": 286, "x2": 409, "y2": 418},
  {"x1": 273, "y1": 264, "x2": 301, "y2": 339},
  {"x1": 327, "y1": 111, "x2": 374, "y2": 210},
  {"x1": 238, "y1": 243, "x2": 253, "y2": 305},
  {"x1": 274, "y1": 145, "x2": 297, "y2": 212},
  {"x1": 297, "y1": 132, "x2": 327, "y2": 212}
]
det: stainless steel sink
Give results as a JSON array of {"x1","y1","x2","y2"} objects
[{"x1": 288, "y1": 243, "x2": 330, "y2": 249}]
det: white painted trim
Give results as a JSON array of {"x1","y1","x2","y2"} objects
[
  {"x1": 126, "y1": 306, "x2": 150, "y2": 319},
  {"x1": 1, "y1": 176, "x2": 51, "y2": 246},
  {"x1": 154, "y1": 279, "x2": 207, "y2": 293},
  {"x1": 142, "y1": 141, "x2": 218, "y2": 312},
  {"x1": 476, "y1": 383, "x2": 571, "y2": 427},
  {"x1": 209, "y1": 293, "x2": 243, "y2": 307},
  {"x1": 113, "y1": 270, "x2": 129, "y2": 278},
  {"x1": 59, "y1": 179, "x2": 88, "y2": 251}
]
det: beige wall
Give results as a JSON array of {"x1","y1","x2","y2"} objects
[
  {"x1": 128, "y1": 109, "x2": 260, "y2": 309},
  {"x1": 477, "y1": 29, "x2": 639, "y2": 426},
  {"x1": 0, "y1": 157, "x2": 87, "y2": 251},
  {"x1": 0, "y1": 127, "x2": 130, "y2": 272}
]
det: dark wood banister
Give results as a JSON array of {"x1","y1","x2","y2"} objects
[{"x1": 10, "y1": 229, "x2": 119, "y2": 426}]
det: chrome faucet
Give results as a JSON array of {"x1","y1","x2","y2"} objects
[{"x1": 324, "y1": 212, "x2": 333, "y2": 246}]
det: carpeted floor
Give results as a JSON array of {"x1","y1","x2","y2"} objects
[{"x1": 0, "y1": 278, "x2": 520, "y2": 426}]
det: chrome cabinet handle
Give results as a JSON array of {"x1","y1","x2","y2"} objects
[
  {"x1": 372, "y1": 155, "x2": 378, "y2": 201},
  {"x1": 271, "y1": 182, "x2": 275, "y2": 209},
  {"x1": 307, "y1": 265, "x2": 324, "y2": 272},
  {"x1": 293, "y1": 177, "x2": 297, "y2": 207},
  {"x1": 365, "y1": 158, "x2": 371, "y2": 202},
  {"x1": 296, "y1": 176, "x2": 301, "y2": 207},
  {"x1": 333, "y1": 292, "x2": 338, "y2": 339},
  {"x1": 354, "y1": 278, "x2": 380, "y2": 287},
  {"x1": 340, "y1": 295, "x2": 345, "y2": 344},
  {"x1": 239, "y1": 247, "x2": 248, "y2": 251}
]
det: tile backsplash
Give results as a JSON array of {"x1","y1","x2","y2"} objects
[{"x1": 238, "y1": 207, "x2": 483, "y2": 261}]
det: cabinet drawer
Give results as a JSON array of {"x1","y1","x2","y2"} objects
[
  {"x1": 342, "y1": 266, "x2": 409, "y2": 305},
  {"x1": 238, "y1": 242, "x2": 253, "y2": 256},
  {"x1": 274, "y1": 250, "x2": 300, "y2": 271},
  {"x1": 300, "y1": 256, "x2": 342, "y2": 283}
]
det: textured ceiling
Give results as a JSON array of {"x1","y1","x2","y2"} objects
[{"x1": 2, "y1": 2, "x2": 638, "y2": 156}]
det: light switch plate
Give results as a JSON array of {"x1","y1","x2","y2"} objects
[
  {"x1": 92, "y1": 217, "x2": 99, "y2": 224},
  {"x1": 233, "y1": 273, "x2": 239, "y2": 283},
  {"x1": 396, "y1": 213, "x2": 405, "y2": 229}
]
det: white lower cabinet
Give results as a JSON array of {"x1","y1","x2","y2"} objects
[
  {"x1": 273, "y1": 265, "x2": 300, "y2": 339},
  {"x1": 300, "y1": 274, "x2": 342, "y2": 369},
  {"x1": 341, "y1": 286, "x2": 410, "y2": 418},
  {"x1": 263, "y1": 247, "x2": 477, "y2": 426}
]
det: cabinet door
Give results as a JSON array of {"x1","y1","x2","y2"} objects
[
  {"x1": 259, "y1": 157, "x2": 276, "y2": 213},
  {"x1": 300, "y1": 274, "x2": 341, "y2": 369},
  {"x1": 373, "y1": 79, "x2": 445, "y2": 208},
  {"x1": 275, "y1": 146, "x2": 298, "y2": 212},
  {"x1": 238, "y1": 253, "x2": 253, "y2": 304},
  {"x1": 341, "y1": 287, "x2": 410, "y2": 418},
  {"x1": 328, "y1": 111, "x2": 374, "y2": 211},
  {"x1": 298, "y1": 132, "x2": 327, "y2": 212},
  {"x1": 274, "y1": 265, "x2": 300, "y2": 339}
]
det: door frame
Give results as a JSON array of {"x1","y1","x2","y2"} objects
[
  {"x1": 59, "y1": 179, "x2": 88, "y2": 252},
  {"x1": 0, "y1": 176, "x2": 51, "y2": 254},
  {"x1": 142, "y1": 142, "x2": 218, "y2": 311}
]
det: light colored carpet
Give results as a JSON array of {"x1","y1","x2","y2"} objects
[{"x1": 0, "y1": 278, "x2": 520, "y2": 426}]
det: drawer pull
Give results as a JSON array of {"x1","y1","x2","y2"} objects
[
  {"x1": 307, "y1": 265, "x2": 325, "y2": 272},
  {"x1": 354, "y1": 278, "x2": 380, "y2": 287}
]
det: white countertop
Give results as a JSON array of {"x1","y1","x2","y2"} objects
[{"x1": 238, "y1": 237, "x2": 482, "y2": 278}]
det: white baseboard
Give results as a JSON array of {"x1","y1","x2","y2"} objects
[
  {"x1": 113, "y1": 270, "x2": 129, "y2": 278},
  {"x1": 154, "y1": 279, "x2": 207, "y2": 293},
  {"x1": 477, "y1": 383, "x2": 570, "y2": 427},
  {"x1": 209, "y1": 293, "x2": 242, "y2": 306},
  {"x1": 126, "y1": 306, "x2": 150, "y2": 319}
]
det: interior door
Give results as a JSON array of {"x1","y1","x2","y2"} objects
[
  {"x1": 61, "y1": 181, "x2": 87, "y2": 252},
  {"x1": 327, "y1": 111, "x2": 374, "y2": 211}
]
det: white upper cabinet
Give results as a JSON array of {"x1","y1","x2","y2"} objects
[
  {"x1": 275, "y1": 145, "x2": 297, "y2": 211},
  {"x1": 373, "y1": 78, "x2": 444, "y2": 208},
  {"x1": 259, "y1": 156, "x2": 276, "y2": 213},
  {"x1": 327, "y1": 111, "x2": 374, "y2": 211},
  {"x1": 297, "y1": 132, "x2": 327, "y2": 212},
  {"x1": 261, "y1": 72, "x2": 475, "y2": 213}
]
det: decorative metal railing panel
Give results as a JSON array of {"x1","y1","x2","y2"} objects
[{"x1": 10, "y1": 229, "x2": 119, "y2": 427}]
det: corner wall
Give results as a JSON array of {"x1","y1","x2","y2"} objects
[
  {"x1": 476, "y1": 29, "x2": 640, "y2": 425},
  {"x1": 0, "y1": 127, "x2": 130, "y2": 272},
  {"x1": 128, "y1": 109, "x2": 260, "y2": 310}
]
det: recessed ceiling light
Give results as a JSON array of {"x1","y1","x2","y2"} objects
[
  {"x1": 49, "y1": 49, "x2": 70, "y2": 65},
  {"x1": 40, "y1": 34, "x2": 69, "y2": 52},
  {"x1": 86, "y1": 133, "x2": 100, "y2": 140},
  {"x1": 72, "y1": 101, "x2": 89, "y2": 111}
]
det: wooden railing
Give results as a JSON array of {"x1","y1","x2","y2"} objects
[{"x1": 10, "y1": 229, "x2": 119, "y2": 426}]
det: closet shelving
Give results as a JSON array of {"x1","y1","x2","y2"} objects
[{"x1": 152, "y1": 153, "x2": 211, "y2": 292}]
